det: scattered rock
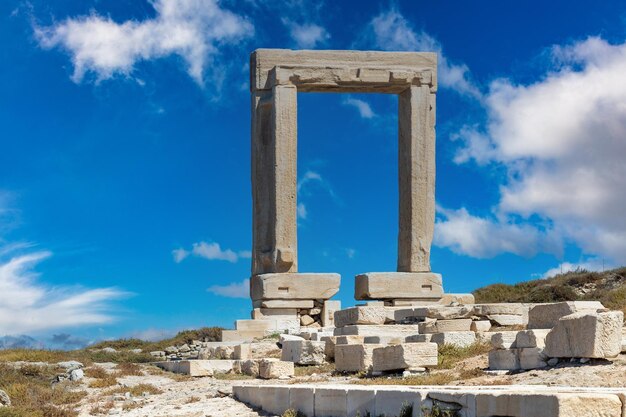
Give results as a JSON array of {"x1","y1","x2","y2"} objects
[
  {"x1": 69, "y1": 368, "x2": 84, "y2": 381},
  {"x1": 0, "y1": 389, "x2": 10, "y2": 407}
]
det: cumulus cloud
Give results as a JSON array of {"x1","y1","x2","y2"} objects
[
  {"x1": 448, "y1": 36, "x2": 626, "y2": 263},
  {"x1": 365, "y1": 9, "x2": 480, "y2": 98},
  {"x1": 0, "y1": 250, "x2": 128, "y2": 335},
  {"x1": 343, "y1": 97, "x2": 376, "y2": 119},
  {"x1": 173, "y1": 241, "x2": 248, "y2": 263},
  {"x1": 283, "y1": 19, "x2": 329, "y2": 48},
  {"x1": 540, "y1": 258, "x2": 613, "y2": 279},
  {"x1": 434, "y1": 207, "x2": 561, "y2": 259},
  {"x1": 34, "y1": 0, "x2": 253, "y2": 85},
  {"x1": 207, "y1": 278, "x2": 249, "y2": 298}
]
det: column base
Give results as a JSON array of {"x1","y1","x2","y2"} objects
[
  {"x1": 354, "y1": 272, "x2": 443, "y2": 301},
  {"x1": 250, "y1": 273, "x2": 340, "y2": 301}
]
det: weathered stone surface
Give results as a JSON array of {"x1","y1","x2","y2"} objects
[
  {"x1": 519, "y1": 347, "x2": 547, "y2": 370},
  {"x1": 355, "y1": 272, "x2": 443, "y2": 300},
  {"x1": 516, "y1": 329, "x2": 550, "y2": 349},
  {"x1": 430, "y1": 331, "x2": 476, "y2": 347},
  {"x1": 289, "y1": 387, "x2": 315, "y2": 417},
  {"x1": 439, "y1": 293, "x2": 475, "y2": 305},
  {"x1": 257, "y1": 299, "x2": 315, "y2": 309},
  {"x1": 155, "y1": 360, "x2": 237, "y2": 377},
  {"x1": 315, "y1": 387, "x2": 348, "y2": 417},
  {"x1": 395, "y1": 305, "x2": 473, "y2": 321},
  {"x1": 336, "y1": 335, "x2": 366, "y2": 345},
  {"x1": 300, "y1": 314, "x2": 314, "y2": 326},
  {"x1": 471, "y1": 320, "x2": 492, "y2": 332},
  {"x1": 234, "y1": 344, "x2": 251, "y2": 360},
  {"x1": 335, "y1": 344, "x2": 379, "y2": 373},
  {"x1": 544, "y1": 311, "x2": 623, "y2": 358},
  {"x1": 281, "y1": 340, "x2": 326, "y2": 365},
  {"x1": 335, "y1": 324, "x2": 420, "y2": 338},
  {"x1": 473, "y1": 303, "x2": 529, "y2": 316},
  {"x1": 240, "y1": 359, "x2": 260, "y2": 377},
  {"x1": 258, "y1": 359, "x2": 294, "y2": 379},
  {"x1": 363, "y1": 335, "x2": 405, "y2": 345},
  {"x1": 235, "y1": 319, "x2": 274, "y2": 332},
  {"x1": 418, "y1": 318, "x2": 472, "y2": 334},
  {"x1": 221, "y1": 329, "x2": 266, "y2": 342},
  {"x1": 528, "y1": 301, "x2": 606, "y2": 329},
  {"x1": 322, "y1": 300, "x2": 341, "y2": 327},
  {"x1": 489, "y1": 314, "x2": 527, "y2": 326},
  {"x1": 0, "y1": 389, "x2": 10, "y2": 407},
  {"x1": 251, "y1": 308, "x2": 297, "y2": 320},
  {"x1": 321, "y1": 336, "x2": 336, "y2": 360},
  {"x1": 491, "y1": 331, "x2": 521, "y2": 350},
  {"x1": 372, "y1": 343, "x2": 438, "y2": 372},
  {"x1": 250, "y1": 273, "x2": 340, "y2": 300},
  {"x1": 334, "y1": 306, "x2": 391, "y2": 327},
  {"x1": 488, "y1": 349, "x2": 520, "y2": 371}
]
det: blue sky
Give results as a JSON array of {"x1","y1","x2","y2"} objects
[{"x1": 2, "y1": 0, "x2": 626, "y2": 347}]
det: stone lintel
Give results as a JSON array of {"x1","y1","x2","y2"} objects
[
  {"x1": 354, "y1": 272, "x2": 443, "y2": 300},
  {"x1": 251, "y1": 49, "x2": 437, "y2": 93},
  {"x1": 250, "y1": 273, "x2": 340, "y2": 301}
]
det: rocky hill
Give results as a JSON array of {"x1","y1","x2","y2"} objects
[{"x1": 473, "y1": 266, "x2": 626, "y2": 313}]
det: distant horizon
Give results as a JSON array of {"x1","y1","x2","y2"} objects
[{"x1": 2, "y1": 0, "x2": 626, "y2": 348}]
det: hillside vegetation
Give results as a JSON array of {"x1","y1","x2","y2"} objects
[{"x1": 473, "y1": 267, "x2": 626, "y2": 313}]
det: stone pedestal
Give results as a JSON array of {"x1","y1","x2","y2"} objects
[{"x1": 354, "y1": 272, "x2": 443, "y2": 301}]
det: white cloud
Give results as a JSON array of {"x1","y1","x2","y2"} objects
[
  {"x1": 171, "y1": 248, "x2": 190, "y2": 263},
  {"x1": 0, "y1": 250, "x2": 127, "y2": 335},
  {"x1": 540, "y1": 258, "x2": 613, "y2": 279},
  {"x1": 450, "y1": 36, "x2": 626, "y2": 263},
  {"x1": 192, "y1": 241, "x2": 237, "y2": 262},
  {"x1": 283, "y1": 19, "x2": 329, "y2": 48},
  {"x1": 434, "y1": 207, "x2": 561, "y2": 259},
  {"x1": 297, "y1": 203, "x2": 307, "y2": 220},
  {"x1": 207, "y1": 278, "x2": 249, "y2": 298},
  {"x1": 297, "y1": 170, "x2": 323, "y2": 193},
  {"x1": 128, "y1": 328, "x2": 177, "y2": 342},
  {"x1": 237, "y1": 250, "x2": 252, "y2": 259},
  {"x1": 343, "y1": 97, "x2": 375, "y2": 119},
  {"x1": 346, "y1": 248, "x2": 356, "y2": 259},
  {"x1": 35, "y1": 0, "x2": 253, "y2": 85},
  {"x1": 366, "y1": 9, "x2": 480, "y2": 98}
]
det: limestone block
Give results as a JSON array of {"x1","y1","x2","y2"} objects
[
  {"x1": 471, "y1": 320, "x2": 492, "y2": 332},
  {"x1": 395, "y1": 305, "x2": 473, "y2": 322},
  {"x1": 259, "y1": 386, "x2": 290, "y2": 416},
  {"x1": 488, "y1": 349, "x2": 520, "y2": 371},
  {"x1": 475, "y1": 392, "x2": 623, "y2": 417},
  {"x1": 155, "y1": 360, "x2": 237, "y2": 377},
  {"x1": 430, "y1": 331, "x2": 476, "y2": 348},
  {"x1": 321, "y1": 336, "x2": 336, "y2": 360},
  {"x1": 310, "y1": 331, "x2": 334, "y2": 341},
  {"x1": 355, "y1": 272, "x2": 443, "y2": 300},
  {"x1": 335, "y1": 324, "x2": 421, "y2": 338},
  {"x1": 544, "y1": 311, "x2": 623, "y2": 358},
  {"x1": 406, "y1": 334, "x2": 432, "y2": 343},
  {"x1": 347, "y1": 387, "x2": 376, "y2": 417},
  {"x1": 250, "y1": 273, "x2": 340, "y2": 300},
  {"x1": 234, "y1": 344, "x2": 251, "y2": 360},
  {"x1": 516, "y1": 329, "x2": 550, "y2": 349},
  {"x1": 258, "y1": 359, "x2": 294, "y2": 379},
  {"x1": 473, "y1": 303, "x2": 529, "y2": 316},
  {"x1": 240, "y1": 359, "x2": 260, "y2": 377},
  {"x1": 259, "y1": 299, "x2": 314, "y2": 309},
  {"x1": 528, "y1": 301, "x2": 606, "y2": 329},
  {"x1": 489, "y1": 314, "x2": 527, "y2": 326},
  {"x1": 375, "y1": 388, "x2": 420, "y2": 417},
  {"x1": 336, "y1": 335, "x2": 366, "y2": 345},
  {"x1": 315, "y1": 387, "x2": 348, "y2": 417},
  {"x1": 334, "y1": 306, "x2": 391, "y2": 327},
  {"x1": 519, "y1": 347, "x2": 547, "y2": 370},
  {"x1": 372, "y1": 343, "x2": 438, "y2": 372},
  {"x1": 322, "y1": 300, "x2": 341, "y2": 327},
  {"x1": 252, "y1": 308, "x2": 298, "y2": 319},
  {"x1": 279, "y1": 334, "x2": 304, "y2": 344},
  {"x1": 221, "y1": 329, "x2": 265, "y2": 342},
  {"x1": 289, "y1": 387, "x2": 314, "y2": 417},
  {"x1": 419, "y1": 318, "x2": 472, "y2": 334},
  {"x1": 235, "y1": 319, "x2": 274, "y2": 331},
  {"x1": 300, "y1": 315, "x2": 315, "y2": 326},
  {"x1": 335, "y1": 344, "x2": 380, "y2": 373},
  {"x1": 281, "y1": 340, "x2": 326, "y2": 365},
  {"x1": 233, "y1": 385, "x2": 260, "y2": 407},
  {"x1": 439, "y1": 293, "x2": 475, "y2": 305},
  {"x1": 475, "y1": 332, "x2": 497, "y2": 344},
  {"x1": 363, "y1": 335, "x2": 405, "y2": 344},
  {"x1": 491, "y1": 331, "x2": 521, "y2": 349}
]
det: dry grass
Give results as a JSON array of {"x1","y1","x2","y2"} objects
[
  {"x1": 0, "y1": 363, "x2": 86, "y2": 417},
  {"x1": 294, "y1": 363, "x2": 335, "y2": 377},
  {"x1": 83, "y1": 366, "x2": 108, "y2": 379},
  {"x1": 353, "y1": 371, "x2": 457, "y2": 386},
  {"x1": 107, "y1": 383, "x2": 162, "y2": 396},
  {"x1": 212, "y1": 372, "x2": 255, "y2": 380},
  {"x1": 88, "y1": 400, "x2": 114, "y2": 416},
  {"x1": 438, "y1": 342, "x2": 491, "y2": 369},
  {"x1": 87, "y1": 376, "x2": 118, "y2": 389},
  {"x1": 114, "y1": 362, "x2": 143, "y2": 376}
]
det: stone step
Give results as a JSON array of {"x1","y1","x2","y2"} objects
[
  {"x1": 334, "y1": 324, "x2": 421, "y2": 338},
  {"x1": 221, "y1": 330, "x2": 266, "y2": 342}
]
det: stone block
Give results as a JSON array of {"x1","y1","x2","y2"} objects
[
  {"x1": 235, "y1": 319, "x2": 274, "y2": 331},
  {"x1": 363, "y1": 335, "x2": 405, "y2": 344},
  {"x1": 528, "y1": 301, "x2": 606, "y2": 329},
  {"x1": 355, "y1": 272, "x2": 443, "y2": 300},
  {"x1": 289, "y1": 387, "x2": 314, "y2": 417},
  {"x1": 519, "y1": 347, "x2": 547, "y2": 370},
  {"x1": 375, "y1": 388, "x2": 420, "y2": 417},
  {"x1": 260, "y1": 299, "x2": 314, "y2": 309},
  {"x1": 347, "y1": 387, "x2": 376, "y2": 417},
  {"x1": 322, "y1": 300, "x2": 341, "y2": 327},
  {"x1": 516, "y1": 329, "x2": 550, "y2": 349},
  {"x1": 473, "y1": 303, "x2": 529, "y2": 316},
  {"x1": 240, "y1": 359, "x2": 259, "y2": 377},
  {"x1": 281, "y1": 340, "x2": 326, "y2": 365},
  {"x1": 439, "y1": 293, "x2": 475, "y2": 305},
  {"x1": 475, "y1": 392, "x2": 623, "y2": 417},
  {"x1": 233, "y1": 385, "x2": 260, "y2": 407},
  {"x1": 321, "y1": 336, "x2": 336, "y2": 360},
  {"x1": 471, "y1": 320, "x2": 492, "y2": 332},
  {"x1": 310, "y1": 331, "x2": 334, "y2": 341},
  {"x1": 406, "y1": 334, "x2": 431, "y2": 343},
  {"x1": 250, "y1": 273, "x2": 340, "y2": 300},
  {"x1": 491, "y1": 331, "x2": 521, "y2": 349},
  {"x1": 252, "y1": 308, "x2": 298, "y2": 319},
  {"x1": 430, "y1": 331, "x2": 476, "y2": 348},
  {"x1": 335, "y1": 324, "x2": 421, "y2": 338},
  {"x1": 258, "y1": 359, "x2": 294, "y2": 379},
  {"x1": 334, "y1": 306, "x2": 392, "y2": 327},
  {"x1": 259, "y1": 386, "x2": 290, "y2": 416},
  {"x1": 544, "y1": 311, "x2": 623, "y2": 358},
  {"x1": 395, "y1": 305, "x2": 473, "y2": 321},
  {"x1": 221, "y1": 329, "x2": 266, "y2": 342},
  {"x1": 489, "y1": 314, "x2": 527, "y2": 326},
  {"x1": 488, "y1": 349, "x2": 520, "y2": 371},
  {"x1": 155, "y1": 360, "x2": 237, "y2": 377},
  {"x1": 234, "y1": 344, "x2": 251, "y2": 360},
  {"x1": 315, "y1": 387, "x2": 348, "y2": 417},
  {"x1": 372, "y1": 343, "x2": 438, "y2": 372},
  {"x1": 336, "y1": 335, "x2": 365, "y2": 345},
  {"x1": 419, "y1": 318, "x2": 472, "y2": 334},
  {"x1": 335, "y1": 344, "x2": 380, "y2": 373}
]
